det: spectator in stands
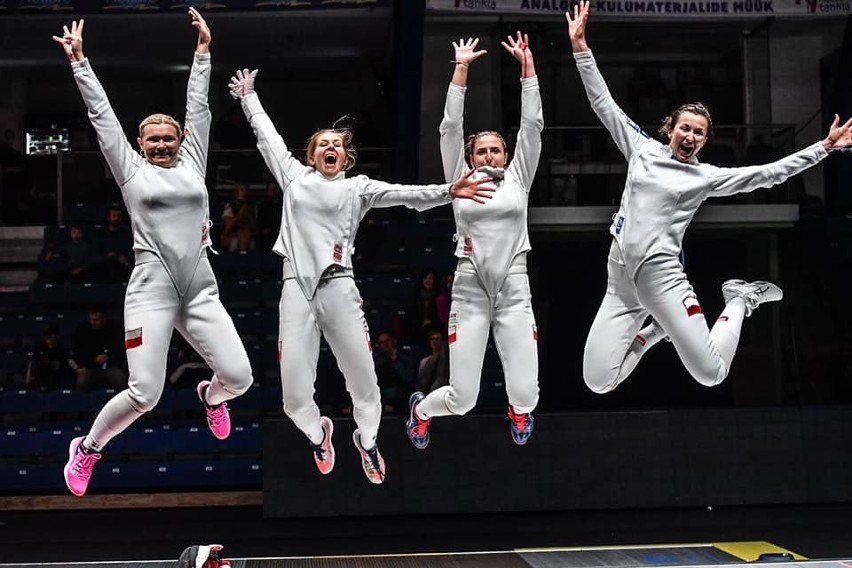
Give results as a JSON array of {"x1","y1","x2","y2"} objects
[
  {"x1": 96, "y1": 205, "x2": 133, "y2": 282},
  {"x1": 564, "y1": 1, "x2": 852, "y2": 399},
  {"x1": 416, "y1": 325, "x2": 449, "y2": 394},
  {"x1": 26, "y1": 324, "x2": 75, "y2": 391},
  {"x1": 374, "y1": 330, "x2": 416, "y2": 414},
  {"x1": 404, "y1": 268, "x2": 440, "y2": 344},
  {"x1": 36, "y1": 230, "x2": 68, "y2": 283},
  {"x1": 167, "y1": 332, "x2": 212, "y2": 389},
  {"x1": 55, "y1": 11, "x2": 254, "y2": 498},
  {"x1": 61, "y1": 225, "x2": 99, "y2": 283},
  {"x1": 407, "y1": 32, "x2": 542, "y2": 451},
  {"x1": 436, "y1": 271, "x2": 454, "y2": 329},
  {"x1": 228, "y1": 66, "x2": 495, "y2": 484},
  {"x1": 70, "y1": 308, "x2": 128, "y2": 391},
  {"x1": 220, "y1": 183, "x2": 257, "y2": 252},
  {"x1": 256, "y1": 181, "x2": 282, "y2": 250}
]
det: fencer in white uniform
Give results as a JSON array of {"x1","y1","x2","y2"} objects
[
  {"x1": 228, "y1": 69, "x2": 495, "y2": 484},
  {"x1": 59, "y1": 11, "x2": 254, "y2": 498},
  {"x1": 566, "y1": 1, "x2": 852, "y2": 393},
  {"x1": 407, "y1": 33, "x2": 543, "y2": 449}
]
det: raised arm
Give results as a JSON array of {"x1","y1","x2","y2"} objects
[
  {"x1": 181, "y1": 7, "x2": 212, "y2": 176},
  {"x1": 53, "y1": 19, "x2": 139, "y2": 185},
  {"x1": 360, "y1": 168, "x2": 496, "y2": 211},
  {"x1": 566, "y1": 1, "x2": 651, "y2": 160},
  {"x1": 440, "y1": 38, "x2": 486, "y2": 183},
  {"x1": 229, "y1": 69, "x2": 310, "y2": 190},
  {"x1": 502, "y1": 32, "x2": 543, "y2": 190},
  {"x1": 709, "y1": 115, "x2": 852, "y2": 196}
]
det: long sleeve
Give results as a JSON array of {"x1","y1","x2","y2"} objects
[
  {"x1": 439, "y1": 83, "x2": 467, "y2": 183},
  {"x1": 71, "y1": 58, "x2": 140, "y2": 185},
  {"x1": 573, "y1": 50, "x2": 651, "y2": 160},
  {"x1": 706, "y1": 141, "x2": 828, "y2": 197},
  {"x1": 358, "y1": 176, "x2": 452, "y2": 212},
  {"x1": 180, "y1": 52, "x2": 212, "y2": 176},
  {"x1": 241, "y1": 92, "x2": 310, "y2": 190},
  {"x1": 508, "y1": 76, "x2": 544, "y2": 192}
]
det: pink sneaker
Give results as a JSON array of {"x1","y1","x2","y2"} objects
[
  {"x1": 352, "y1": 429, "x2": 385, "y2": 485},
  {"x1": 197, "y1": 380, "x2": 231, "y2": 440},
  {"x1": 310, "y1": 416, "x2": 335, "y2": 475},
  {"x1": 63, "y1": 436, "x2": 101, "y2": 497}
]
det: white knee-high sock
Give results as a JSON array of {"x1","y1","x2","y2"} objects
[
  {"x1": 414, "y1": 386, "x2": 452, "y2": 420},
  {"x1": 709, "y1": 297, "x2": 747, "y2": 372},
  {"x1": 617, "y1": 320, "x2": 668, "y2": 382}
]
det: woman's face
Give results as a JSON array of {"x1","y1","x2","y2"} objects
[
  {"x1": 422, "y1": 272, "x2": 436, "y2": 289},
  {"x1": 308, "y1": 132, "x2": 347, "y2": 177},
  {"x1": 470, "y1": 135, "x2": 507, "y2": 168},
  {"x1": 668, "y1": 111, "x2": 709, "y2": 162},
  {"x1": 138, "y1": 123, "x2": 182, "y2": 168}
]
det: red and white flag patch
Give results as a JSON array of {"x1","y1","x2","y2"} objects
[{"x1": 125, "y1": 327, "x2": 143, "y2": 350}]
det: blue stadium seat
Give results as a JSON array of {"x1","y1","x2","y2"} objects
[
  {"x1": 210, "y1": 250, "x2": 263, "y2": 277},
  {"x1": 85, "y1": 388, "x2": 118, "y2": 414},
  {"x1": 125, "y1": 424, "x2": 173, "y2": 455},
  {"x1": 1, "y1": 387, "x2": 43, "y2": 415},
  {"x1": 33, "y1": 427, "x2": 75, "y2": 457},
  {"x1": 170, "y1": 424, "x2": 217, "y2": 453},
  {"x1": 2, "y1": 427, "x2": 37, "y2": 457},
  {"x1": 219, "y1": 279, "x2": 266, "y2": 309},
  {"x1": 44, "y1": 389, "x2": 87, "y2": 415},
  {"x1": 0, "y1": 463, "x2": 61, "y2": 491},
  {"x1": 217, "y1": 421, "x2": 261, "y2": 452}
]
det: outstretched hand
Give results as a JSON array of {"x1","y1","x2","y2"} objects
[
  {"x1": 449, "y1": 169, "x2": 496, "y2": 204},
  {"x1": 823, "y1": 114, "x2": 852, "y2": 151},
  {"x1": 565, "y1": 0, "x2": 590, "y2": 52},
  {"x1": 51, "y1": 19, "x2": 85, "y2": 62},
  {"x1": 189, "y1": 7, "x2": 210, "y2": 54},
  {"x1": 453, "y1": 37, "x2": 487, "y2": 67},
  {"x1": 229, "y1": 68, "x2": 258, "y2": 99},
  {"x1": 501, "y1": 31, "x2": 529, "y2": 64}
]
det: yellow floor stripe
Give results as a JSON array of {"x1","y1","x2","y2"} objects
[{"x1": 714, "y1": 541, "x2": 807, "y2": 561}]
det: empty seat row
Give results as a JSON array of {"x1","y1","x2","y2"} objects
[
  {"x1": 0, "y1": 458, "x2": 261, "y2": 493},
  {"x1": 2, "y1": 421, "x2": 261, "y2": 458}
]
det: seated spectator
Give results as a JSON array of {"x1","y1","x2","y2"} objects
[
  {"x1": 374, "y1": 330, "x2": 416, "y2": 414},
  {"x1": 62, "y1": 225, "x2": 100, "y2": 283},
  {"x1": 166, "y1": 332, "x2": 212, "y2": 389},
  {"x1": 96, "y1": 205, "x2": 133, "y2": 282},
  {"x1": 436, "y1": 271, "x2": 454, "y2": 329},
  {"x1": 416, "y1": 325, "x2": 449, "y2": 394},
  {"x1": 70, "y1": 308, "x2": 128, "y2": 391},
  {"x1": 220, "y1": 183, "x2": 257, "y2": 252},
  {"x1": 25, "y1": 324, "x2": 75, "y2": 391},
  {"x1": 256, "y1": 181, "x2": 282, "y2": 250},
  {"x1": 404, "y1": 268, "x2": 440, "y2": 344}
]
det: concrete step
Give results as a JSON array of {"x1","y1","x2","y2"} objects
[
  {"x1": 0, "y1": 242, "x2": 41, "y2": 264},
  {"x1": 0, "y1": 269, "x2": 37, "y2": 287},
  {"x1": 0, "y1": 226, "x2": 44, "y2": 240}
]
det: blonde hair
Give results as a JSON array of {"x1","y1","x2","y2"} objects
[
  {"x1": 658, "y1": 102, "x2": 713, "y2": 139},
  {"x1": 138, "y1": 113, "x2": 183, "y2": 138},
  {"x1": 306, "y1": 128, "x2": 357, "y2": 171},
  {"x1": 464, "y1": 130, "x2": 508, "y2": 168}
]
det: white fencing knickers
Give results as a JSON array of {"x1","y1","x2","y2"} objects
[
  {"x1": 85, "y1": 254, "x2": 254, "y2": 451},
  {"x1": 417, "y1": 259, "x2": 539, "y2": 418},
  {"x1": 583, "y1": 243, "x2": 747, "y2": 393},
  {"x1": 278, "y1": 276, "x2": 381, "y2": 447}
]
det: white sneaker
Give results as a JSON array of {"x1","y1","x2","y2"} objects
[{"x1": 721, "y1": 279, "x2": 783, "y2": 317}]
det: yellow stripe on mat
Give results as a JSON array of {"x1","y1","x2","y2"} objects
[{"x1": 714, "y1": 541, "x2": 807, "y2": 561}]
